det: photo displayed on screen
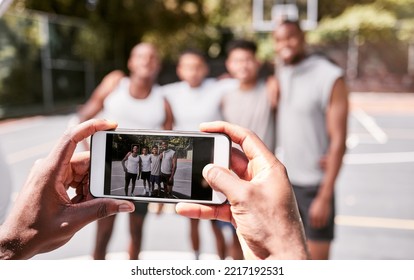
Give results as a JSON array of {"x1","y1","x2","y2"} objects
[{"x1": 103, "y1": 133, "x2": 215, "y2": 201}]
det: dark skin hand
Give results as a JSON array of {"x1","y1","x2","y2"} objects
[
  {"x1": 176, "y1": 121, "x2": 309, "y2": 260},
  {"x1": 0, "y1": 119, "x2": 135, "y2": 260}
]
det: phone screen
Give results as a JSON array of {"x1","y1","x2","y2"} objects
[{"x1": 102, "y1": 133, "x2": 215, "y2": 201}]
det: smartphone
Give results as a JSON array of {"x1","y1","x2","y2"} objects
[{"x1": 89, "y1": 129, "x2": 230, "y2": 204}]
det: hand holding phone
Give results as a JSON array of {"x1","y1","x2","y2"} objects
[
  {"x1": 176, "y1": 121, "x2": 309, "y2": 260},
  {"x1": 89, "y1": 129, "x2": 230, "y2": 204}
]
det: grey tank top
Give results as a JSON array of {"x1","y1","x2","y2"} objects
[
  {"x1": 276, "y1": 55, "x2": 344, "y2": 186},
  {"x1": 221, "y1": 80, "x2": 275, "y2": 151}
]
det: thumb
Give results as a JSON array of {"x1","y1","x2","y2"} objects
[
  {"x1": 68, "y1": 198, "x2": 135, "y2": 228},
  {"x1": 203, "y1": 164, "x2": 245, "y2": 203}
]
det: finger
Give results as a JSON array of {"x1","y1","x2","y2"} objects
[
  {"x1": 309, "y1": 213, "x2": 323, "y2": 229},
  {"x1": 308, "y1": 210, "x2": 317, "y2": 228},
  {"x1": 175, "y1": 203, "x2": 232, "y2": 222},
  {"x1": 70, "y1": 151, "x2": 90, "y2": 176},
  {"x1": 71, "y1": 194, "x2": 84, "y2": 204},
  {"x1": 65, "y1": 152, "x2": 90, "y2": 187},
  {"x1": 230, "y1": 147, "x2": 249, "y2": 179},
  {"x1": 200, "y1": 121, "x2": 275, "y2": 162},
  {"x1": 316, "y1": 214, "x2": 329, "y2": 229},
  {"x1": 49, "y1": 119, "x2": 118, "y2": 168},
  {"x1": 203, "y1": 163, "x2": 247, "y2": 203},
  {"x1": 67, "y1": 198, "x2": 134, "y2": 229}
]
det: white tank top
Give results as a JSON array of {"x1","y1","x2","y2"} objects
[
  {"x1": 162, "y1": 79, "x2": 236, "y2": 130},
  {"x1": 139, "y1": 154, "x2": 151, "y2": 172},
  {"x1": 276, "y1": 55, "x2": 344, "y2": 186},
  {"x1": 150, "y1": 154, "x2": 162, "y2": 175},
  {"x1": 126, "y1": 153, "x2": 140, "y2": 174},
  {"x1": 102, "y1": 77, "x2": 166, "y2": 129},
  {"x1": 161, "y1": 149, "x2": 175, "y2": 174}
]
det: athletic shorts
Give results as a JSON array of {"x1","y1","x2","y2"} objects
[
  {"x1": 125, "y1": 172, "x2": 137, "y2": 182},
  {"x1": 213, "y1": 220, "x2": 236, "y2": 233},
  {"x1": 132, "y1": 202, "x2": 148, "y2": 216},
  {"x1": 141, "y1": 171, "x2": 151, "y2": 181},
  {"x1": 150, "y1": 174, "x2": 161, "y2": 184},
  {"x1": 160, "y1": 172, "x2": 173, "y2": 185},
  {"x1": 292, "y1": 184, "x2": 335, "y2": 241}
]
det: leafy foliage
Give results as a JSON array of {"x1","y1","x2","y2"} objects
[
  {"x1": 1, "y1": 0, "x2": 414, "y2": 115},
  {"x1": 308, "y1": 4, "x2": 397, "y2": 44},
  {"x1": 309, "y1": 0, "x2": 414, "y2": 44}
]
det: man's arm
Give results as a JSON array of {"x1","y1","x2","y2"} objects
[
  {"x1": 121, "y1": 152, "x2": 131, "y2": 172},
  {"x1": 0, "y1": 120, "x2": 134, "y2": 260},
  {"x1": 265, "y1": 76, "x2": 279, "y2": 109},
  {"x1": 77, "y1": 70, "x2": 125, "y2": 122},
  {"x1": 138, "y1": 156, "x2": 142, "y2": 177},
  {"x1": 163, "y1": 99, "x2": 174, "y2": 130},
  {"x1": 309, "y1": 78, "x2": 348, "y2": 228},
  {"x1": 170, "y1": 153, "x2": 177, "y2": 179}
]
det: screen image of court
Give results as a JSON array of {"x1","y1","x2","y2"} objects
[{"x1": 109, "y1": 158, "x2": 193, "y2": 199}]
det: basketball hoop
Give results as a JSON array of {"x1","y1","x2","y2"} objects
[
  {"x1": 0, "y1": 0, "x2": 13, "y2": 17},
  {"x1": 252, "y1": 0, "x2": 318, "y2": 32}
]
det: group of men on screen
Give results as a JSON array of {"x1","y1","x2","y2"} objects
[{"x1": 121, "y1": 142, "x2": 177, "y2": 199}]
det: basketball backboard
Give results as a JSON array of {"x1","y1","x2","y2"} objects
[{"x1": 252, "y1": 0, "x2": 318, "y2": 32}]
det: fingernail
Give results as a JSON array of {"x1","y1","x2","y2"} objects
[
  {"x1": 118, "y1": 203, "x2": 134, "y2": 213},
  {"x1": 103, "y1": 119, "x2": 118, "y2": 126},
  {"x1": 202, "y1": 164, "x2": 214, "y2": 178}
]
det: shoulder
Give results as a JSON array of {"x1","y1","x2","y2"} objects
[
  {"x1": 95, "y1": 70, "x2": 126, "y2": 99},
  {"x1": 215, "y1": 78, "x2": 239, "y2": 90},
  {"x1": 102, "y1": 70, "x2": 126, "y2": 85},
  {"x1": 150, "y1": 84, "x2": 166, "y2": 98},
  {"x1": 161, "y1": 81, "x2": 183, "y2": 90},
  {"x1": 202, "y1": 78, "x2": 217, "y2": 87},
  {"x1": 214, "y1": 78, "x2": 240, "y2": 99},
  {"x1": 161, "y1": 81, "x2": 183, "y2": 96},
  {"x1": 308, "y1": 55, "x2": 343, "y2": 75}
]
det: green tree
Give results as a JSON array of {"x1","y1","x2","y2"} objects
[{"x1": 310, "y1": 0, "x2": 414, "y2": 44}]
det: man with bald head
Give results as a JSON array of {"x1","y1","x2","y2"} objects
[
  {"x1": 77, "y1": 42, "x2": 173, "y2": 129},
  {"x1": 76, "y1": 42, "x2": 173, "y2": 260},
  {"x1": 273, "y1": 20, "x2": 348, "y2": 260}
]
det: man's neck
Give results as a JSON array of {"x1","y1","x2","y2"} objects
[
  {"x1": 287, "y1": 52, "x2": 307, "y2": 66},
  {"x1": 129, "y1": 76, "x2": 153, "y2": 99},
  {"x1": 186, "y1": 80, "x2": 203, "y2": 89},
  {"x1": 239, "y1": 78, "x2": 258, "y2": 91}
]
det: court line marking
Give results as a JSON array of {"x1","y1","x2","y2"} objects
[
  {"x1": 64, "y1": 251, "x2": 220, "y2": 260},
  {"x1": 6, "y1": 140, "x2": 58, "y2": 165},
  {"x1": 336, "y1": 215, "x2": 414, "y2": 231},
  {"x1": 0, "y1": 116, "x2": 45, "y2": 135},
  {"x1": 343, "y1": 151, "x2": 414, "y2": 165},
  {"x1": 352, "y1": 108, "x2": 388, "y2": 144}
]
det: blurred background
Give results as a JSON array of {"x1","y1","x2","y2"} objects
[
  {"x1": 0, "y1": 0, "x2": 413, "y2": 260},
  {"x1": 1, "y1": 0, "x2": 414, "y2": 117}
]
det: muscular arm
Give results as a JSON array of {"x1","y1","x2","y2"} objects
[
  {"x1": 163, "y1": 99, "x2": 174, "y2": 130},
  {"x1": 170, "y1": 153, "x2": 177, "y2": 178},
  {"x1": 77, "y1": 70, "x2": 125, "y2": 122},
  {"x1": 138, "y1": 156, "x2": 142, "y2": 174},
  {"x1": 265, "y1": 76, "x2": 279, "y2": 109},
  {"x1": 310, "y1": 78, "x2": 348, "y2": 228},
  {"x1": 121, "y1": 152, "x2": 131, "y2": 172}
]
